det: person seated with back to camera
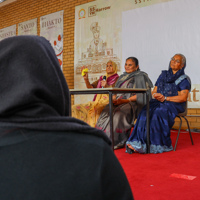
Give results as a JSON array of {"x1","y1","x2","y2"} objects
[
  {"x1": 95, "y1": 57, "x2": 153, "y2": 150},
  {"x1": 126, "y1": 54, "x2": 191, "y2": 154},
  {"x1": 0, "y1": 35, "x2": 134, "y2": 200},
  {"x1": 72, "y1": 60, "x2": 119, "y2": 127}
]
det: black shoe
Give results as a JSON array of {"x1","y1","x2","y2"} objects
[{"x1": 126, "y1": 145, "x2": 134, "y2": 154}]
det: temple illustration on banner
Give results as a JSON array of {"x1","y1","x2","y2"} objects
[{"x1": 75, "y1": 22, "x2": 121, "y2": 75}]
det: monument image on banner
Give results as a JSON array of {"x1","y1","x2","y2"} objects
[{"x1": 75, "y1": 22, "x2": 120, "y2": 76}]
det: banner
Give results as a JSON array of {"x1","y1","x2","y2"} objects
[
  {"x1": 40, "y1": 10, "x2": 64, "y2": 69},
  {"x1": 0, "y1": 25, "x2": 16, "y2": 41},
  {"x1": 75, "y1": 0, "x2": 124, "y2": 103},
  {"x1": 75, "y1": 0, "x2": 200, "y2": 108},
  {"x1": 18, "y1": 18, "x2": 37, "y2": 35}
]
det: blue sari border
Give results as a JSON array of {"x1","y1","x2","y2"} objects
[{"x1": 126, "y1": 141, "x2": 173, "y2": 154}]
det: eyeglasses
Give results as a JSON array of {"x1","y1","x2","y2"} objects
[{"x1": 171, "y1": 57, "x2": 181, "y2": 64}]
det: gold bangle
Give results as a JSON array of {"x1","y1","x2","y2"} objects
[{"x1": 128, "y1": 98, "x2": 131, "y2": 102}]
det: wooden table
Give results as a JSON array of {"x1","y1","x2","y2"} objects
[{"x1": 69, "y1": 88, "x2": 150, "y2": 153}]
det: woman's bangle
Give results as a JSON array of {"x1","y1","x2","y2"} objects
[
  {"x1": 152, "y1": 93, "x2": 156, "y2": 99},
  {"x1": 165, "y1": 96, "x2": 167, "y2": 101},
  {"x1": 128, "y1": 98, "x2": 131, "y2": 102}
]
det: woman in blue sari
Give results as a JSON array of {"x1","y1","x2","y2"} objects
[{"x1": 126, "y1": 54, "x2": 191, "y2": 154}]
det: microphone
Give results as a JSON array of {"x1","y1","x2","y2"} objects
[{"x1": 102, "y1": 76, "x2": 107, "y2": 88}]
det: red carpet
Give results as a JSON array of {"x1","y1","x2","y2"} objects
[{"x1": 115, "y1": 130, "x2": 200, "y2": 200}]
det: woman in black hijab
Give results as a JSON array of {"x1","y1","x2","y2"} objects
[{"x1": 0, "y1": 36, "x2": 133, "y2": 200}]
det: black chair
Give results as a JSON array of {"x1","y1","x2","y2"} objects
[{"x1": 174, "y1": 101, "x2": 194, "y2": 151}]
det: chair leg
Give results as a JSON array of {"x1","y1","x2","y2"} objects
[
  {"x1": 174, "y1": 116, "x2": 182, "y2": 151},
  {"x1": 182, "y1": 116, "x2": 194, "y2": 145}
]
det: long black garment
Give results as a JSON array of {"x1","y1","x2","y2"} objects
[{"x1": 0, "y1": 36, "x2": 133, "y2": 200}]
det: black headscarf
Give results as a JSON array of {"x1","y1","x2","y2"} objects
[{"x1": 0, "y1": 35, "x2": 111, "y2": 144}]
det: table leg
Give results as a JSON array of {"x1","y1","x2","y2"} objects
[
  {"x1": 146, "y1": 92, "x2": 150, "y2": 153},
  {"x1": 109, "y1": 92, "x2": 114, "y2": 151}
]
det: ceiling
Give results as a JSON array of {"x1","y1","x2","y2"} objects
[{"x1": 0, "y1": 0, "x2": 17, "y2": 8}]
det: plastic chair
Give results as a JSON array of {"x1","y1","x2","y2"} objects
[{"x1": 174, "y1": 101, "x2": 194, "y2": 151}]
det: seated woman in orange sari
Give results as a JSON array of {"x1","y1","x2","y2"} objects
[{"x1": 72, "y1": 60, "x2": 119, "y2": 127}]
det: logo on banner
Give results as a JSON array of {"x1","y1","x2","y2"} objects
[
  {"x1": 78, "y1": 9, "x2": 86, "y2": 19},
  {"x1": 88, "y1": 5, "x2": 111, "y2": 17}
]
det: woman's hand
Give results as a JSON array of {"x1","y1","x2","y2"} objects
[
  {"x1": 112, "y1": 94, "x2": 117, "y2": 101},
  {"x1": 83, "y1": 72, "x2": 88, "y2": 80},
  {"x1": 100, "y1": 80, "x2": 107, "y2": 88},
  {"x1": 113, "y1": 99, "x2": 128, "y2": 105},
  {"x1": 81, "y1": 66, "x2": 87, "y2": 71},
  {"x1": 153, "y1": 93, "x2": 165, "y2": 102},
  {"x1": 81, "y1": 66, "x2": 88, "y2": 80},
  {"x1": 81, "y1": 66, "x2": 93, "y2": 88}
]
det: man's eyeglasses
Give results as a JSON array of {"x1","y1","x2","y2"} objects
[{"x1": 171, "y1": 57, "x2": 181, "y2": 64}]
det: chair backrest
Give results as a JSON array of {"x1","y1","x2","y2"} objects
[
  {"x1": 178, "y1": 101, "x2": 188, "y2": 117},
  {"x1": 177, "y1": 75, "x2": 191, "y2": 117}
]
